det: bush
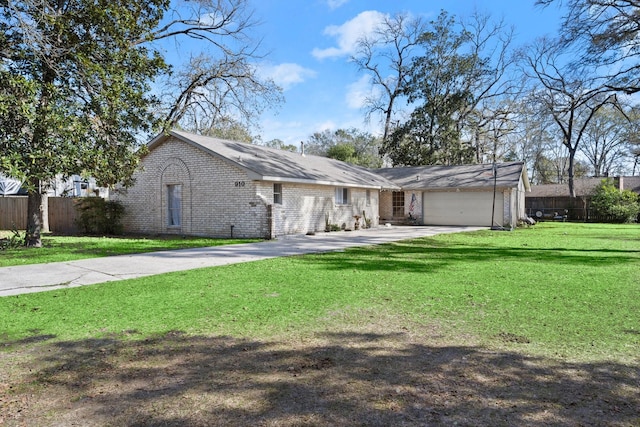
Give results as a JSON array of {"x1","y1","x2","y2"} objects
[
  {"x1": 590, "y1": 178, "x2": 640, "y2": 223},
  {"x1": 0, "y1": 227, "x2": 23, "y2": 250},
  {"x1": 75, "y1": 198, "x2": 125, "y2": 235}
]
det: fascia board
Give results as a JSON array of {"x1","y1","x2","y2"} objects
[{"x1": 257, "y1": 175, "x2": 398, "y2": 190}]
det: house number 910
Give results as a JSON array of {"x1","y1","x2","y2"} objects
[{"x1": 235, "y1": 181, "x2": 245, "y2": 187}]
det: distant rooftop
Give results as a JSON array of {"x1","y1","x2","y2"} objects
[{"x1": 528, "y1": 176, "x2": 640, "y2": 197}]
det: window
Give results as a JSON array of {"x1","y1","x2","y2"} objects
[
  {"x1": 366, "y1": 189, "x2": 371, "y2": 206},
  {"x1": 392, "y1": 191, "x2": 404, "y2": 217},
  {"x1": 167, "y1": 184, "x2": 182, "y2": 226},
  {"x1": 273, "y1": 183, "x2": 282, "y2": 204},
  {"x1": 335, "y1": 187, "x2": 349, "y2": 205}
]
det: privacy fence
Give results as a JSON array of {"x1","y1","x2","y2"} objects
[
  {"x1": 0, "y1": 196, "x2": 79, "y2": 234},
  {"x1": 525, "y1": 195, "x2": 639, "y2": 222}
]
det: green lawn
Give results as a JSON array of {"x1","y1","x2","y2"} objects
[
  {"x1": 1, "y1": 222, "x2": 638, "y2": 362},
  {"x1": 0, "y1": 233, "x2": 261, "y2": 267}
]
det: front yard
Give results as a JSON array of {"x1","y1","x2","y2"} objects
[
  {"x1": 0, "y1": 223, "x2": 638, "y2": 426},
  {"x1": 0, "y1": 233, "x2": 260, "y2": 267}
]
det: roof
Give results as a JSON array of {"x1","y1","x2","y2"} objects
[
  {"x1": 528, "y1": 176, "x2": 640, "y2": 198},
  {"x1": 149, "y1": 130, "x2": 400, "y2": 190},
  {"x1": 374, "y1": 162, "x2": 530, "y2": 191}
]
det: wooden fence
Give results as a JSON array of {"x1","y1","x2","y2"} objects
[
  {"x1": 525, "y1": 195, "x2": 640, "y2": 222},
  {"x1": 526, "y1": 196, "x2": 590, "y2": 221},
  {"x1": 0, "y1": 196, "x2": 79, "y2": 234}
]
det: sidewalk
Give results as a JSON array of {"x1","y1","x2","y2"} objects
[{"x1": 0, "y1": 226, "x2": 484, "y2": 297}]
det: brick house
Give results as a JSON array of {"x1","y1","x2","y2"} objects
[
  {"x1": 376, "y1": 162, "x2": 530, "y2": 229},
  {"x1": 115, "y1": 130, "x2": 532, "y2": 237},
  {"x1": 114, "y1": 130, "x2": 399, "y2": 238}
]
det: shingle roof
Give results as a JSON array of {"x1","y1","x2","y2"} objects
[
  {"x1": 374, "y1": 162, "x2": 530, "y2": 191},
  {"x1": 150, "y1": 130, "x2": 400, "y2": 190},
  {"x1": 527, "y1": 176, "x2": 640, "y2": 198}
]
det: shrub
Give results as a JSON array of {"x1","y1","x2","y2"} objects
[
  {"x1": 75, "y1": 197, "x2": 125, "y2": 235},
  {"x1": 590, "y1": 178, "x2": 640, "y2": 223},
  {"x1": 0, "y1": 226, "x2": 23, "y2": 250}
]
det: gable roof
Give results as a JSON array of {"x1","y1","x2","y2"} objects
[
  {"x1": 528, "y1": 176, "x2": 640, "y2": 197},
  {"x1": 149, "y1": 130, "x2": 400, "y2": 190},
  {"x1": 375, "y1": 162, "x2": 530, "y2": 191}
]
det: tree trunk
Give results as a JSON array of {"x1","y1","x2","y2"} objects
[
  {"x1": 41, "y1": 192, "x2": 50, "y2": 233},
  {"x1": 25, "y1": 178, "x2": 43, "y2": 247},
  {"x1": 567, "y1": 148, "x2": 577, "y2": 198}
]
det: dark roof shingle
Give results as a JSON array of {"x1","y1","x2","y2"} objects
[
  {"x1": 375, "y1": 162, "x2": 529, "y2": 191},
  {"x1": 528, "y1": 176, "x2": 640, "y2": 198},
  {"x1": 152, "y1": 130, "x2": 400, "y2": 190}
]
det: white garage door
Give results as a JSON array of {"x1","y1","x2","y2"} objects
[{"x1": 422, "y1": 191, "x2": 503, "y2": 226}]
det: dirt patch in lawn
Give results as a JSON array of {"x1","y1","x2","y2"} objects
[{"x1": 1, "y1": 321, "x2": 638, "y2": 427}]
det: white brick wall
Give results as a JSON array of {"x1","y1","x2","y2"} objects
[
  {"x1": 115, "y1": 137, "x2": 381, "y2": 238},
  {"x1": 257, "y1": 182, "x2": 380, "y2": 235}
]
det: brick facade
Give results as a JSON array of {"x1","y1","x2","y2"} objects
[{"x1": 115, "y1": 136, "x2": 380, "y2": 238}]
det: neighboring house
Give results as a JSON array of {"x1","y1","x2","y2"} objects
[
  {"x1": 114, "y1": 130, "x2": 399, "y2": 238},
  {"x1": 526, "y1": 176, "x2": 640, "y2": 220},
  {"x1": 0, "y1": 174, "x2": 23, "y2": 196},
  {"x1": 0, "y1": 173, "x2": 107, "y2": 197},
  {"x1": 375, "y1": 162, "x2": 530, "y2": 229},
  {"x1": 48, "y1": 175, "x2": 108, "y2": 198}
]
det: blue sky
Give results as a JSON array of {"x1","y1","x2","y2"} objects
[{"x1": 249, "y1": 1, "x2": 564, "y2": 145}]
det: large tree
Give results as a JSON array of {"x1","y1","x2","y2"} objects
[
  {"x1": 537, "y1": 0, "x2": 640, "y2": 94},
  {"x1": 522, "y1": 36, "x2": 616, "y2": 196},
  {"x1": 382, "y1": 11, "x2": 516, "y2": 166},
  {"x1": 351, "y1": 12, "x2": 427, "y2": 142},
  {"x1": 580, "y1": 103, "x2": 636, "y2": 176},
  {"x1": 0, "y1": 0, "x2": 280, "y2": 247}
]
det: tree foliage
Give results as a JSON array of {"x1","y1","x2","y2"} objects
[
  {"x1": 382, "y1": 10, "x2": 516, "y2": 166},
  {"x1": 590, "y1": 178, "x2": 640, "y2": 223},
  {"x1": 0, "y1": 0, "x2": 281, "y2": 246},
  {"x1": 262, "y1": 139, "x2": 299, "y2": 152},
  {"x1": 305, "y1": 128, "x2": 382, "y2": 168}
]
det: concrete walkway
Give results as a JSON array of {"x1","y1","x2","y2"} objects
[{"x1": 0, "y1": 226, "x2": 484, "y2": 297}]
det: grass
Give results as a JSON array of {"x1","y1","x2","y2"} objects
[
  {"x1": 1, "y1": 222, "x2": 638, "y2": 363},
  {"x1": 0, "y1": 233, "x2": 261, "y2": 267}
]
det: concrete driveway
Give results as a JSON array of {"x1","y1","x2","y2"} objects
[{"x1": 0, "y1": 226, "x2": 484, "y2": 297}]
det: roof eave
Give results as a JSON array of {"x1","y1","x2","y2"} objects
[{"x1": 256, "y1": 175, "x2": 399, "y2": 190}]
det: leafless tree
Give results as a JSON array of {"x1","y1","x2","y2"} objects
[
  {"x1": 537, "y1": 0, "x2": 640, "y2": 94},
  {"x1": 580, "y1": 103, "x2": 636, "y2": 176},
  {"x1": 521, "y1": 36, "x2": 616, "y2": 196},
  {"x1": 149, "y1": 0, "x2": 283, "y2": 132},
  {"x1": 351, "y1": 13, "x2": 427, "y2": 142},
  {"x1": 458, "y1": 11, "x2": 520, "y2": 162}
]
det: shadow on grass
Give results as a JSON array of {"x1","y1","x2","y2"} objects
[
  {"x1": 303, "y1": 237, "x2": 640, "y2": 274},
  {"x1": 2, "y1": 331, "x2": 638, "y2": 426}
]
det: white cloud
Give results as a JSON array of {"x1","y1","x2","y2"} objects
[
  {"x1": 345, "y1": 74, "x2": 374, "y2": 109},
  {"x1": 312, "y1": 10, "x2": 387, "y2": 60},
  {"x1": 326, "y1": 0, "x2": 349, "y2": 10},
  {"x1": 315, "y1": 120, "x2": 337, "y2": 132},
  {"x1": 260, "y1": 63, "x2": 317, "y2": 90}
]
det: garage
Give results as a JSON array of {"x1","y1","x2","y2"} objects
[
  {"x1": 423, "y1": 191, "x2": 504, "y2": 226},
  {"x1": 375, "y1": 162, "x2": 530, "y2": 229}
]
